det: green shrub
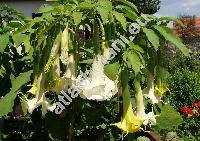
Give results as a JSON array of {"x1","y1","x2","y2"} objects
[
  {"x1": 166, "y1": 54, "x2": 200, "y2": 140},
  {"x1": 168, "y1": 68, "x2": 200, "y2": 108}
]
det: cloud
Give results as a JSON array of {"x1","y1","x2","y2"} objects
[
  {"x1": 182, "y1": 0, "x2": 200, "y2": 7},
  {"x1": 157, "y1": 0, "x2": 200, "y2": 17}
]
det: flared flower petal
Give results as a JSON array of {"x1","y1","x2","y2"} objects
[
  {"x1": 39, "y1": 95, "x2": 56, "y2": 116},
  {"x1": 143, "y1": 87, "x2": 159, "y2": 104},
  {"x1": 112, "y1": 102, "x2": 143, "y2": 135},
  {"x1": 155, "y1": 84, "x2": 169, "y2": 97},
  {"x1": 77, "y1": 48, "x2": 118, "y2": 101},
  {"x1": 22, "y1": 94, "x2": 56, "y2": 116},
  {"x1": 21, "y1": 73, "x2": 56, "y2": 116}
]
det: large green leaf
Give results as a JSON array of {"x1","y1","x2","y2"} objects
[
  {"x1": 96, "y1": 0, "x2": 112, "y2": 23},
  {"x1": 112, "y1": 11, "x2": 127, "y2": 30},
  {"x1": 96, "y1": 7, "x2": 110, "y2": 24},
  {"x1": 97, "y1": 0, "x2": 112, "y2": 11},
  {"x1": 0, "y1": 34, "x2": 9, "y2": 53},
  {"x1": 116, "y1": 5, "x2": 138, "y2": 21},
  {"x1": 143, "y1": 28, "x2": 160, "y2": 51},
  {"x1": 155, "y1": 104, "x2": 183, "y2": 131},
  {"x1": 115, "y1": 0, "x2": 138, "y2": 13},
  {"x1": 13, "y1": 33, "x2": 27, "y2": 47},
  {"x1": 0, "y1": 71, "x2": 32, "y2": 117},
  {"x1": 128, "y1": 42, "x2": 144, "y2": 53},
  {"x1": 77, "y1": 0, "x2": 93, "y2": 9},
  {"x1": 123, "y1": 51, "x2": 144, "y2": 75},
  {"x1": 153, "y1": 25, "x2": 189, "y2": 56},
  {"x1": 104, "y1": 62, "x2": 120, "y2": 80}
]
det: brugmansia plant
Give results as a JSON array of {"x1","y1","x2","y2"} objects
[{"x1": 0, "y1": 0, "x2": 188, "y2": 140}]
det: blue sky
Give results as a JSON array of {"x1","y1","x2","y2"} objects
[{"x1": 156, "y1": 0, "x2": 200, "y2": 17}]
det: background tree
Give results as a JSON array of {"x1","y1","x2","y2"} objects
[
  {"x1": 128, "y1": 0, "x2": 161, "y2": 14},
  {"x1": 174, "y1": 14, "x2": 200, "y2": 52}
]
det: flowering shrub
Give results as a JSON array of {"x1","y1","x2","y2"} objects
[{"x1": 0, "y1": 0, "x2": 191, "y2": 140}]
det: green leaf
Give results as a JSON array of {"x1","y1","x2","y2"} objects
[
  {"x1": 96, "y1": 7, "x2": 110, "y2": 24},
  {"x1": 77, "y1": 0, "x2": 93, "y2": 9},
  {"x1": 96, "y1": 0, "x2": 112, "y2": 23},
  {"x1": 7, "y1": 21, "x2": 24, "y2": 28},
  {"x1": 155, "y1": 104, "x2": 183, "y2": 131},
  {"x1": 128, "y1": 42, "x2": 144, "y2": 53},
  {"x1": 72, "y1": 12, "x2": 83, "y2": 25},
  {"x1": 115, "y1": 0, "x2": 138, "y2": 13},
  {"x1": 0, "y1": 70, "x2": 32, "y2": 117},
  {"x1": 13, "y1": 33, "x2": 27, "y2": 47},
  {"x1": 0, "y1": 34, "x2": 9, "y2": 53},
  {"x1": 97, "y1": 0, "x2": 112, "y2": 11},
  {"x1": 123, "y1": 51, "x2": 144, "y2": 75},
  {"x1": 143, "y1": 28, "x2": 160, "y2": 51},
  {"x1": 23, "y1": 35, "x2": 32, "y2": 53},
  {"x1": 158, "y1": 17, "x2": 184, "y2": 27},
  {"x1": 116, "y1": 5, "x2": 138, "y2": 21},
  {"x1": 104, "y1": 62, "x2": 120, "y2": 80},
  {"x1": 153, "y1": 26, "x2": 189, "y2": 56},
  {"x1": 112, "y1": 11, "x2": 127, "y2": 30},
  {"x1": 141, "y1": 14, "x2": 157, "y2": 20}
]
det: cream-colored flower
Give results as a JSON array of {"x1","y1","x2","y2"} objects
[
  {"x1": 21, "y1": 73, "x2": 56, "y2": 116},
  {"x1": 135, "y1": 80, "x2": 158, "y2": 126},
  {"x1": 23, "y1": 94, "x2": 56, "y2": 116},
  {"x1": 143, "y1": 87, "x2": 159, "y2": 104},
  {"x1": 77, "y1": 48, "x2": 118, "y2": 101},
  {"x1": 143, "y1": 71, "x2": 160, "y2": 104}
]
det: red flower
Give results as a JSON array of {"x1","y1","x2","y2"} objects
[
  {"x1": 192, "y1": 101, "x2": 200, "y2": 108},
  {"x1": 179, "y1": 107, "x2": 193, "y2": 115}
]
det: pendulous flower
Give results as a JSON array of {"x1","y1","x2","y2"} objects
[
  {"x1": 21, "y1": 73, "x2": 56, "y2": 116},
  {"x1": 135, "y1": 79, "x2": 158, "y2": 126},
  {"x1": 77, "y1": 48, "x2": 118, "y2": 101},
  {"x1": 111, "y1": 101, "x2": 143, "y2": 135}
]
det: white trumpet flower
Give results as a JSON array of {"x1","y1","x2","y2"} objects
[
  {"x1": 21, "y1": 73, "x2": 56, "y2": 116},
  {"x1": 143, "y1": 71, "x2": 160, "y2": 104},
  {"x1": 135, "y1": 80, "x2": 158, "y2": 126},
  {"x1": 77, "y1": 48, "x2": 118, "y2": 101},
  {"x1": 22, "y1": 94, "x2": 56, "y2": 116}
]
